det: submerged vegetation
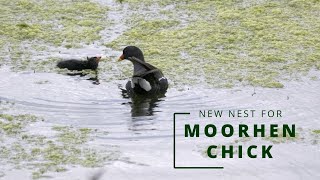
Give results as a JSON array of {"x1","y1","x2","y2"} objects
[{"x1": 108, "y1": 0, "x2": 320, "y2": 88}]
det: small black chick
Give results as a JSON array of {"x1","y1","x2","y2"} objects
[{"x1": 57, "y1": 56, "x2": 101, "y2": 71}]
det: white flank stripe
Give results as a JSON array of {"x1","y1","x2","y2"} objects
[{"x1": 139, "y1": 79, "x2": 152, "y2": 91}]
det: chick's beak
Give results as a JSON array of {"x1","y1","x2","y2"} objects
[
  {"x1": 97, "y1": 56, "x2": 102, "y2": 61},
  {"x1": 118, "y1": 54, "x2": 124, "y2": 61}
]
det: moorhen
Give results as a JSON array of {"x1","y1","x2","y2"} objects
[
  {"x1": 57, "y1": 56, "x2": 101, "y2": 71},
  {"x1": 118, "y1": 46, "x2": 168, "y2": 97}
]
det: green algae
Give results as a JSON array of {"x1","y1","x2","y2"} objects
[
  {"x1": 311, "y1": 129, "x2": 320, "y2": 145},
  {"x1": 0, "y1": 0, "x2": 109, "y2": 71},
  {"x1": 0, "y1": 114, "x2": 39, "y2": 134},
  {"x1": 0, "y1": 0, "x2": 108, "y2": 45},
  {"x1": 52, "y1": 126, "x2": 92, "y2": 144},
  {"x1": 108, "y1": 0, "x2": 320, "y2": 88},
  {"x1": 0, "y1": 114, "x2": 14, "y2": 121},
  {"x1": 1, "y1": 0, "x2": 318, "y2": 87},
  {"x1": 1, "y1": 124, "x2": 118, "y2": 179},
  {"x1": 0, "y1": 109, "x2": 119, "y2": 179},
  {"x1": 312, "y1": 130, "x2": 320, "y2": 134}
]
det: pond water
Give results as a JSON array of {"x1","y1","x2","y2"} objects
[
  {"x1": 0, "y1": 0, "x2": 320, "y2": 179},
  {"x1": 0, "y1": 66, "x2": 319, "y2": 179}
]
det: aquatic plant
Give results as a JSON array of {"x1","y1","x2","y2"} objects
[
  {"x1": 0, "y1": 112, "x2": 119, "y2": 179},
  {"x1": 108, "y1": 0, "x2": 320, "y2": 88},
  {"x1": 0, "y1": 0, "x2": 109, "y2": 71},
  {"x1": 312, "y1": 129, "x2": 320, "y2": 134},
  {"x1": 1, "y1": 0, "x2": 319, "y2": 87}
]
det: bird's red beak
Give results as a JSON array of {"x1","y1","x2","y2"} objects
[{"x1": 118, "y1": 54, "x2": 124, "y2": 61}]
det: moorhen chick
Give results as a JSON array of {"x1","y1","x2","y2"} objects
[{"x1": 57, "y1": 56, "x2": 101, "y2": 71}]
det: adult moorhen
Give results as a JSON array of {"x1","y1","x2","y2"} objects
[{"x1": 118, "y1": 46, "x2": 168, "y2": 97}]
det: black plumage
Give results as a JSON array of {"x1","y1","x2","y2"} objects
[
  {"x1": 119, "y1": 46, "x2": 168, "y2": 97},
  {"x1": 57, "y1": 56, "x2": 101, "y2": 71}
]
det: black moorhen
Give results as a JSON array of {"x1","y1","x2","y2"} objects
[
  {"x1": 57, "y1": 56, "x2": 101, "y2": 71},
  {"x1": 118, "y1": 46, "x2": 168, "y2": 97}
]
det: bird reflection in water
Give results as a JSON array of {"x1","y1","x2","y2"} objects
[
  {"x1": 66, "y1": 71, "x2": 100, "y2": 85},
  {"x1": 119, "y1": 85, "x2": 164, "y2": 117}
]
